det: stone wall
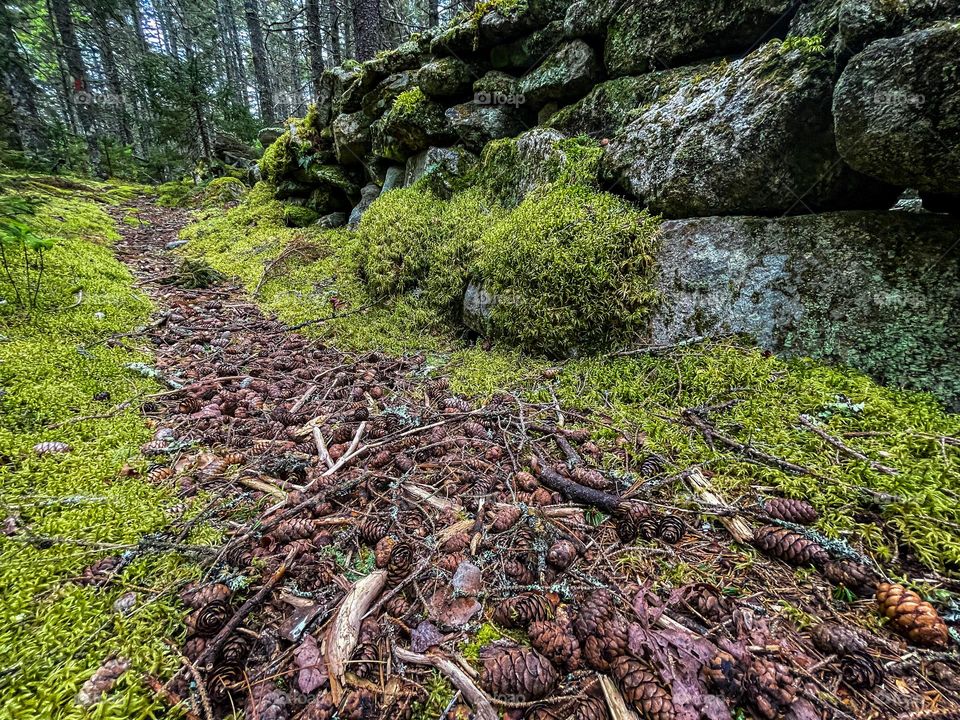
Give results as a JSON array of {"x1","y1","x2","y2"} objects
[{"x1": 257, "y1": 0, "x2": 960, "y2": 406}]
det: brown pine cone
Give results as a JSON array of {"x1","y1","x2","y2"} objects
[
  {"x1": 701, "y1": 651, "x2": 743, "y2": 698},
  {"x1": 182, "y1": 636, "x2": 207, "y2": 662},
  {"x1": 219, "y1": 634, "x2": 249, "y2": 665},
  {"x1": 437, "y1": 552, "x2": 468, "y2": 573},
  {"x1": 351, "y1": 642, "x2": 380, "y2": 679},
  {"x1": 823, "y1": 559, "x2": 879, "y2": 598},
  {"x1": 341, "y1": 688, "x2": 377, "y2": 719},
  {"x1": 546, "y1": 540, "x2": 578, "y2": 570},
  {"x1": 528, "y1": 616, "x2": 582, "y2": 671},
  {"x1": 678, "y1": 583, "x2": 731, "y2": 622},
  {"x1": 357, "y1": 517, "x2": 391, "y2": 546},
  {"x1": 753, "y1": 525, "x2": 829, "y2": 567},
  {"x1": 810, "y1": 623, "x2": 869, "y2": 656},
  {"x1": 571, "y1": 467, "x2": 610, "y2": 490},
  {"x1": 208, "y1": 662, "x2": 243, "y2": 704},
  {"x1": 639, "y1": 453, "x2": 667, "y2": 477},
  {"x1": 385, "y1": 594, "x2": 412, "y2": 618},
  {"x1": 480, "y1": 643, "x2": 558, "y2": 701},
  {"x1": 493, "y1": 593, "x2": 558, "y2": 629},
  {"x1": 185, "y1": 600, "x2": 231, "y2": 637},
  {"x1": 181, "y1": 582, "x2": 231, "y2": 609},
  {"x1": 746, "y1": 657, "x2": 796, "y2": 720},
  {"x1": 272, "y1": 518, "x2": 314, "y2": 543},
  {"x1": 491, "y1": 505, "x2": 522, "y2": 532},
  {"x1": 840, "y1": 652, "x2": 883, "y2": 689},
  {"x1": 574, "y1": 590, "x2": 629, "y2": 671},
  {"x1": 657, "y1": 516, "x2": 685, "y2": 544},
  {"x1": 877, "y1": 582, "x2": 949, "y2": 648},
  {"x1": 764, "y1": 497, "x2": 818, "y2": 525},
  {"x1": 245, "y1": 681, "x2": 289, "y2": 720},
  {"x1": 77, "y1": 556, "x2": 120, "y2": 586},
  {"x1": 504, "y1": 557, "x2": 536, "y2": 584},
  {"x1": 571, "y1": 695, "x2": 608, "y2": 720},
  {"x1": 386, "y1": 542, "x2": 413, "y2": 586},
  {"x1": 374, "y1": 536, "x2": 396, "y2": 568},
  {"x1": 610, "y1": 656, "x2": 675, "y2": 720}
]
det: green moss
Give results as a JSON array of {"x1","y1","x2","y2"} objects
[
  {"x1": 156, "y1": 179, "x2": 194, "y2": 207},
  {"x1": 259, "y1": 131, "x2": 297, "y2": 184},
  {"x1": 283, "y1": 204, "x2": 320, "y2": 227},
  {"x1": 460, "y1": 621, "x2": 508, "y2": 663},
  {"x1": 391, "y1": 87, "x2": 429, "y2": 118},
  {"x1": 778, "y1": 35, "x2": 827, "y2": 55},
  {"x1": 410, "y1": 671, "x2": 456, "y2": 720},
  {"x1": 477, "y1": 184, "x2": 661, "y2": 354},
  {"x1": 0, "y1": 179, "x2": 214, "y2": 718},
  {"x1": 200, "y1": 176, "x2": 247, "y2": 206},
  {"x1": 470, "y1": 0, "x2": 526, "y2": 22}
]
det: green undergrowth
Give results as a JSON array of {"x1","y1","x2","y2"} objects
[
  {"x1": 0, "y1": 176, "x2": 212, "y2": 718},
  {"x1": 157, "y1": 176, "x2": 248, "y2": 208},
  {"x1": 181, "y1": 171, "x2": 960, "y2": 576}
]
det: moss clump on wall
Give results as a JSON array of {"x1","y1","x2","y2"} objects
[
  {"x1": 259, "y1": 131, "x2": 298, "y2": 184},
  {"x1": 283, "y1": 204, "x2": 320, "y2": 227},
  {"x1": 0, "y1": 177, "x2": 214, "y2": 718},
  {"x1": 478, "y1": 184, "x2": 660, "y2": 353}
]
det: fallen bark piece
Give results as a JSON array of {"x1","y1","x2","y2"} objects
[
  {"x1": 394, "y1": 646, "x2": 497, "y2": 720},
  {"x1": 325, "y1": 569, "x2": 387, "y2": 702}
]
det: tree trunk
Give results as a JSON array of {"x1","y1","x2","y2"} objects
[
  {"x1": 326, "y1": 0, "x2": 343, "y2": 64},
  {"x1": 282, "y1": 0, "x2": 303, "y2": 115},
  {"x1": 225, "y1": 0, "x2": 250, "y2": 107},
  {"x1": 244, "y1": 0, "x2": 275, "y2": 123},
  {"x1": 92, "y1": 14, "x2": 132, "y2": 145},
  {"x1": 427, "y1": 0, "x2": 439, "y2": 27},
  {"x1": 49, "y1": 0, "x2": 103, "y2": 174},
  {"x1": 352, "y1": 0, "x2": 380, "y2": 61},
  {"x1": 0, "y1": 4, "x2": 47, "y2": 152},
  {"x1": 305, "y1": 0, "x2": 326, "y2": 99}
]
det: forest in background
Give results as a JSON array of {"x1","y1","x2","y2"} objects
[{"x1": 0, "y1": 0, "x2": 474, "y2": 180}]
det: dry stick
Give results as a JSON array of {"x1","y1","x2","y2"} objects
[
  {"x1": 168, "y1": 548, "x2": 298, "y2": 689},
  {"x1": 798, "y1": 414, "x2": 899, "y2": 476},
  {"x1": 290, "y1": 384, "x2": 317, "y2": 414},
  {"x1": 167, "y1": 641, "x2": 214, "y2": 720},
  {"x1": 684, "y1": 467, "x2": 755, "y2": 544},
  {"x1": 393, "y1": 647, "x2": 497, "y2": 720},
  {"x1": 536, "y1": 464, "x2": 624, "y2": 514},
  {"x1": 312, "y1": 425, "x2": 333, "y2": 468},
  {"x1": 362, "y1": 559, "x2": 431, "y2": 621}
]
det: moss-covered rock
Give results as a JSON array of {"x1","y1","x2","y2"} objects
[
  {"x1": 199, "y1": 176, "x2": 247, "y2": 206},
  {"x1": 361, "y1": 71, "x2": 420, "y2": 118},
  {"x1": 603, "y1": 41, "x2": 900, "y2": 217},
  {"x1": 604, "y1": 0, "x2": 796, "y2": 76},
  {"x1": 491, "y1": 20, "x2": 564, "y2": 71},
  {"x1": 473, "y1": 184, "x2": 661, "y2": 353},
  {"x1": 517, "y1": 39, "x2": 601, "y2": 106},
  {"x1": 332, "y1": 110, "x2": 374, "y2": 165},
  {"x1": 418, "y1": 58, "x2": 475, "y2": 98},
  {"x1": 404, "y1": 146, "x2": 479, "y2": 197},
  {"x1": 473, "y1": 70, "x2": 520, "y2": 97},
  {"x1": 834, "y1": 22, "x2": 960, "y2": 195},
  {"x1": 445, "y1": 103, "x2": 527, "y2": 151},
  {"x1": 371, "y1": 88, "x2": 455, "y2": 162},
  {"x1": 652, "y1": 210, "x2": 960, "y2": 408},
  {"x1": 283, "y1": 204, "x2": 320, "y2": 227}
]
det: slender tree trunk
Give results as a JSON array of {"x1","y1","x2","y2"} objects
[
  {"x1": 50, "y1": 0, "x2": 103, "y2": 173},
  {"x1": 92, "y1": 15, "x2": 132, "y2": 145},
  {"x1": 244, "y1": 0, "x2": 275, "y2": 123},
  {"x1": 352, "y1": 0, "x2": 380, "y2": 61},
  {"x1": 305, "y1": 0, "x2": 326, "y2": 99},
  {"x1": 0, "y1": 5, "x2": 47, "y2": 152},
  {"x1": 282, "y1": 0, "x2": 303, "y2": 114},
  {"x1": 326, "y1": 0, "x2": 343, "y2": 64},
  {"x1": 45, "y1": 0, "x2": 79, "y2": 134},
  {"x1": 427, "y1": 0, "x2": 438, "y2": 27},
  {"x1": 224, "y1": 0, "x2": 250, "y2": 107}
]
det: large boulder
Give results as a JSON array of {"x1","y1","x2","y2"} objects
[
  {"x1": 603, "y1": 41, "x2": 898, "y2": 217},
  {"x1": 834, "y1": 23, "x2": 960, "y2": 196},
  {"x1": 476, "y1": 128, "x2": 575, "y2": 206},
  {"x1": 332, "y1": 111, "x2": 373, "y2": 165},
  {"x1": 548, "y1": 66, "x2": 702, "y2": 138},
  {"x1": 604, "y1": 0, "x2": 797, "y2": 77},
  {"x1": 446, "y1": 102, "x2": 527, "y2": 151},
  {"x1": 491, "y1": 21, "x2": 565, "y2": 72},
  {"x1": 371, "y1": 88, "x2": 455, "y2": 162},
  {"x1": 361, "y1": 71, "x2": 419, "y2": 118},
  {"x1": 563, "y1": 0, "x2": 617, "y2": 39},
  {"x1": 517, "y1": 40, "x2": 602, "y2": 106},
  {"x1": 403, "y1": 146, "x2": 478, "y2": 198},
  {"x1": 418, "y1": 58, "x2": 474, "y2": 99},
  {"x1": 650, "y1": 211, "x2": 960, "y2": 409}
]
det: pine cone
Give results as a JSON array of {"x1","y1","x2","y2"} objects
[
  {"x1": 300, "y1": 692, "x2": 336, "y2": 720},
  {"x1": 823, "y1": 559, "x2": 879, "y2": 598},
  {"x1": 571, "y1": 467, "x2": 610, "y2": 490},
  {"x1": 572, "y1": 696, "x2": 608, "y2": 720},
  {"x1": 639, "y1": 453, "x2": 667, "y2": 477},
  {"x1": 77, "y1": 556, "x2": 120, "y2": 586},
  {"x1": 341, "y1": 688, "x2": 377, "y2": 719},
  {"x1": 701, "y1": 651, "x2": 743, "y2": 698},
  {"x1": 386, "y1": 542, "x2": 413, "y2": 586},
  {"x1": 273, "y1": 518, "x2": 314, "y2": 543},
  {"x1": 181, "y1": 582, "x2": 231, "y2": 609},
  {"x1": 840, "y1": 652, "x2": 883, "y2": 689},
  {"x1": 764, "y1": 498, "x2": 818, "y2": 525},
  {"x1": 574, "y1": 590, "x2": 629, "y2": 671},
  {"x1": 504, "y1": 557, "x2": 536, "y2": 584},
  {"x1": 219, "y1": 635, "x2": 249, "y2": 665},
  {"x1": 357, "y1": 517, "x2": 391, "y2": 546},
  {"x1": 182, "y1": 636, "x2": 207, "y2": 662},
  {"x1": 493, "y1": 593, "x2": 558, "y2": 629},
  {"x1": 185, "y1": 599, "x2": 231, "y2": 637},
  {"x1": 208, "y1": 662, "x2": 243, "y2": 703},
  {"x1": 491, "y1": 505, "x2": 522, "y2": 532},
  {"x1": 34, "y1": 441, "x2": 72, "y2": 455},
  {"x1": 351, "y1": 642, "x2": 379, "y2": 679},
  {"x1": 528, "y1": 617, "x2": 582, "y2": 671},
  {"x1": 746, "y1": 657, "x2": 796, "y2": 720},
  {"x1": 610, "y1": 656, "x2": 675, "y2": 720},
  {"x1": 753, "y1": 525, "x2": 829, "y2": 567},
  {"x1": 546, "y1": 540, "x2": 578, "y2": 570},
  {"x1": 810, "y1": 623, "x2": 869, "y2": 656},
  {"x1": 386, "y1": 594, "x2": 412, "y2": 618},
  {"x1": 374, "y1": 536, "x2": 396, "y2": 568},
  {"x1": 245, "y1": 681, "x2": 289, "y2": 720},
  {"x1": 657, "y1": 516, "x2": 685, "y2": 544},
  {"x1": 480, "y1": 643, "x2": 558, "y2": 701},
  {"x1": 678, "y1": 583, "x2": 730, "y2": 622},
  {"x1": 877, "y1": 582, "x2": 949, "y2": 648},
  {"x1": 437, "y1": 552, "x2": 468, "y2": 573}
]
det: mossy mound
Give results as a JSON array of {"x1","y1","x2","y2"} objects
[{"x1": 0, "y1": 177, "x2": 215, "y2": 718}]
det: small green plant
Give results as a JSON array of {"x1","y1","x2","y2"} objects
[{"x1": 0, "y1": 194, "x2": 55, "y2": 311}]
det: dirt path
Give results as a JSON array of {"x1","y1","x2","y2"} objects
[{"x1": 108, "y1": 198, "x2": 959, "y2": 720}]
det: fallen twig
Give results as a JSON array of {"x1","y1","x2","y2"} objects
[
  {"x1": 799, "y1": 414, "x2": 899, "y2": 475},
  {"x1": 393, "y1": 647, "x2": 497, "y2": 720}
]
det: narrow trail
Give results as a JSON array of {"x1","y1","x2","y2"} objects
[{"x1": 102, "y1": 197, "x2": 960, "y2": 720}]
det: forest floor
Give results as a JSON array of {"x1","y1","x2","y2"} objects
[{"x1": 3, "y1": 187, "x2": 960, "y2": 720}]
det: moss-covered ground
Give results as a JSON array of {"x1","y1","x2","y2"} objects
[
  {"x1": 0, "y1": 174, "x2": 214, "y2": 719},
  {"x1": 179, "y1": 169, "x2": 960, "y2": 581}
]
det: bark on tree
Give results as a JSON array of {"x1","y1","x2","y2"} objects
[
  {"x1": 50, "y1": 0, "x2": 103, "y2": 173},
  {"x1": 91, "y1": 13, "x2": 132, "y2": 144},
  {"x1": 0, "y1": 4, "x2": 47, "y2": 152},
  {"x1": 427, "y1": 0, "x2": 439, "y2": 27},
  {"x1": 224, "y1": 0, "x2": 250, "y2": 106},
  {"x1": 352, "y1": 0, "x2": 381, "y2": 61},
  {"x1": 244, "y1": 0, "x2": 276, "y2": 123},
  {"x1": 306, "y1": 0, "x2": 327, "y2": 99},
  {"x1": 326, "y1": 0, "x2": 344, "y2": 64}
]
